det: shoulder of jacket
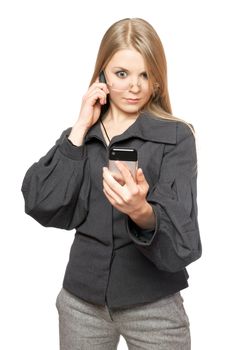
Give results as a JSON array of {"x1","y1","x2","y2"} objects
[{"x1": 176, "y1": 120, "x2": 195, "y2": 142}]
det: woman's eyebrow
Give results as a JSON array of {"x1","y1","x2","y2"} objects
[
  {"x1": 112, "y1": 66, "x2": 129, "y2": 71},
  {"x1": 112, "y1": 66, "x2": 146, "y2": 72}
]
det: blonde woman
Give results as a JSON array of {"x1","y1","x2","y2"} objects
[{"x1": 21, "y1": 18, "x2": 201, "y2": 350}]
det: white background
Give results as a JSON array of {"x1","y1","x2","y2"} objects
[{"x1": 0, "y1": 0, "x2": 232, "y2": 349}]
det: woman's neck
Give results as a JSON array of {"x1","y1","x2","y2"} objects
[{"x1": 102, "y1": 106, "x2": 139, "y2": 126}]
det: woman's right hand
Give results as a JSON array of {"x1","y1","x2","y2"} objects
[
  {"x1": 77, "y1": 81, "x2": 109, "y2": 128},
  {"x1": 68, "y1": 80, "x2": 109, "y2": 145}
]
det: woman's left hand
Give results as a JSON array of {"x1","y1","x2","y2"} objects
[{"x1": 102, "y1": 161, "x2": 149, "y2": 216}]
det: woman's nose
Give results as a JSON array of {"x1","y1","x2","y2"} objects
[{"x1": 129, "y1": 77, "x2": 141, "y2": 91}]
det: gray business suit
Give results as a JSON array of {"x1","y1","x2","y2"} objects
[{"x1": 22, "y1": 111, "x2": 201, "y2": 312}]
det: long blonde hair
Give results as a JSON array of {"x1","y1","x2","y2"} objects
[{"x1": 90, "y1": 18, "x2": 194, "y2": 134}]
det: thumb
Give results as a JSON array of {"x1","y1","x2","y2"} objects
[
  {"x1": 136, "y1": 168, "x2": 149, "y2": 193},
  {"x1": 136, "y1": 168, "x2": 145, "y2": 184}
]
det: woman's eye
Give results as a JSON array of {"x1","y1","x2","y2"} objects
[
  {"x1": 116, "y1": 71, "x2": 127, "y2": 78},
  {"x1": 142, "y1": 72, "x2": 148, "y2": 79}
]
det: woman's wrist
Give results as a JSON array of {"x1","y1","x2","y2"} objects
[
  {"x1": 68, "y1": 123, "x2": 90, "y2": 146},
  {"x1": 129, "y1": 201, "x2": 156, "y2": 230}
]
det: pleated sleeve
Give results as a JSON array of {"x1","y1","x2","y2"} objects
[
  {"x1": 127, "y1": 122, "x2": 202, "y2": 272},
  {"x1": 21, "y1": 128, "x2": 90, "y2": 230}
]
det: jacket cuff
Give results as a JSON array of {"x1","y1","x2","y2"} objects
[
  {"x1": 126, "y1": 204, "x2": 160, "y2": 246},
  {"x1": 59, "y1": 136, "x2": 87, "y2": 160}
]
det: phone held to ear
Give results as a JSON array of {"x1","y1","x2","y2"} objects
[
  {"x1": 108, "y1": 147, "x2": 138, "y2": 180},
  {"x1": 99, "y1": 71, "x2": 107, "y2": 84}
]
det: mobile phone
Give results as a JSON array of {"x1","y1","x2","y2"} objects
[
  {"x1": 99, "y1": 71, "x2": 109, "y2": 113},
  {"x1": 108, "y1": 147, "x2": 138, "y2": 179},
  {"x1": 99, "y1": 71, "x2": 107, "y2": 84}
]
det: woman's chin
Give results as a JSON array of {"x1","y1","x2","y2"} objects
[{"x1": 115, "y1": 103, "x2": 143, "y2": 114}]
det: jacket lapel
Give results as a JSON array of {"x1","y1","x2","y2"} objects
[{"x1": 84, "y1": 111, "x2": 177, "y2": 145}]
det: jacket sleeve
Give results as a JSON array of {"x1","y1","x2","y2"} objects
[
  {"x1": 21, "y1": 128, "x2": 90, "y2": 230},
  {"x1": 126, "y1": 122, "x2": 202, "y2": 272}
]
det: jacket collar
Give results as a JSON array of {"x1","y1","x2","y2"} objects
[{"x1": 84, "y1": 111, "x2": 177, "y2": 145}]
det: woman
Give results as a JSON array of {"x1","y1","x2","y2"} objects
[{"x1": 21, "y1": 18, "x2": 201, "y2": 350}]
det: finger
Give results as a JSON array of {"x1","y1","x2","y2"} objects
[
  {"x1": 103, "y1": 179, "x2": 123, "y2": 205},
  {"x1": 110, "y1": 172, "x2": 125, "y2": 186},
  {"x1": 92, "y1": 81, "x2": 110, "y2": 94},
  {"x1": 103, "y1": 167, "x2": 123, "y2": 192},
  {"x1": 103, "y1": 188, "x2": 114, "y2": 205},
  {"x1": 136, "y1": 168, "x2": 145, "y2": 183},
  {"x1": 103, "y1": 188, "x2": 123, "y2": 212},
  {"x1": 136, "y1": 168, "x2": 149, "y2": 191},
  {"x1": 115, "y1": 161, "x2": 137, "y2": 191},
  {"x1": 88, "y1": 87, "x2": 108, "y2": 98},
  {"x1": 87, "y1": 89, "x2": 107, "y2": 105}
]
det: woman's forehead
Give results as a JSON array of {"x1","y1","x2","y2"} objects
[{"x1": 107, "y1": 48, "x2": 146, "y2": 71}]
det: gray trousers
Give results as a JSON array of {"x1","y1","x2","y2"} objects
[{"x1": 56, "y1": 288, "x2": 191, "y2": 350}]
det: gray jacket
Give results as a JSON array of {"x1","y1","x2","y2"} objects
[{"x1": 21, "y1": 111, "x2": 202, "y2": 310}]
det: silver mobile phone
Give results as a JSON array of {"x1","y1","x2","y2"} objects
[{"x1": 108, "y1": 147, "x2": 138, "y2": 179}]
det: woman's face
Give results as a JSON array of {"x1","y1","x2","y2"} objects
[{"x1": 104, "y1": 48, "x2": 152, "y2": 115}]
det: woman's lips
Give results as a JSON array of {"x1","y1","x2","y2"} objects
[{"x1": 124, "y1": 98, "x2": 140, "y2": 104}]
